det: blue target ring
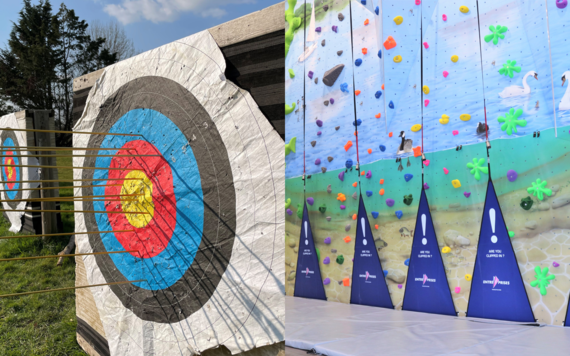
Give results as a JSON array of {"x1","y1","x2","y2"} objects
[
  {"x1": 2, "y1": 137, "x2": 20, "y2": 199},
  {"x1": 92, "y1": 108, "x2": 204, "y2": 290}
]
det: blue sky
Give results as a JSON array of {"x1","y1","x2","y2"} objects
[{"x1": 0, "y1": 0, "x2": 281, "y2": 53}]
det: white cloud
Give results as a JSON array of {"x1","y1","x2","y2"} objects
[{"x1": 103, "y1": 0, "x2": 255, "y2": 25}]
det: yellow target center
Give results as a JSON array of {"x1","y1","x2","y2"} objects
[
  {"x1": 120, "y1": 170, "x2": 154, "y2": 228},
  {"x1": 6, "y1": 159, "x2": 13, "y2": 179}
]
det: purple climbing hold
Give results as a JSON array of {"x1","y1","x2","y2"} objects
[
  {"x1": 323, "y1": 256, "x2": 331, "y2": 264},
  {"x1": 286, "y1": 209, "x2": 292, "y2": 216},
  {"x1": 330, "y1": 98, "x2": 335, "y2": 105},
  {"x1": 332, "y1": 25, "x2": 338, "y2": 33},
  {"x1": 464, "y1": 192, "x2": 471, "y2": 198},
  {"x1": 386, "y1": 198, "x2": 395, "y2": 207},
  {"x1": 423, "y1": 183, "x2": 430, "y2": 190},
  {"x1": 324, "y1": 278, "x2": 331, "y2": 285},
  {"x1": 507, "y1": 169, "x2": 518, "y2": 182},
  {"x1": 317, "y1": 131, "x2": 322, "y2": 136},
  {"x1": 553, "y1": 261, "x2": 560, "y2": 267},
  {"x1": 315, "y1": 158, "x2": 321, "y2": 165},
  {"x1": 556, "y1": 0, "x2": 567, "y2": 8},
  {"x1": 307, "y1": 197, "x2": 314, "y2": 205},
  {"x1": 340, "y1": 205, "x2": 346, "y2": 210},
  {"x1": 324, "y1": 237, "x2": 332, "y2": 244},
  {"x1": 316, "y1": 119, "x2": 323, "y2": 127},
  {"x1": 366, "y1": 170, "x2": 372, "y2": 179},
  {"x1": 308, "y1": 71, "x2": 314, "y2": 79},
  {"x1": 315, "y1": 27, "x2": 321, "y2": 32},
  {"x1": 338, "y1": 171, "x2": 345, "y2": 181}
]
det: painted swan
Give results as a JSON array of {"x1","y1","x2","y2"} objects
[
  {"x1": 560, "y1": 71, "x2": 570, "y2": 111},
  {"x1": 498, "y1": 71, "x2": 537, "y2": 98}
]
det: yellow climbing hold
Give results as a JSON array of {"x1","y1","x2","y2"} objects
[
  {"x1": 465, "y1": 274, "x2": 472, "y2": 281},
  {"x1": 393, "y1": 55, "x2": 402, "y2": 63},
  {"x1": 411, "y1": 124, "x2": 422, "y2": 132},
  {"x1": 394, "y1": 16, "x2": 403, "y2": 25},
  {"x1": 460, "y1": 114, "x2": 471, "y2": 121},
  {"x1": 442, "y1": 246, "x2": 451, "y2": 253},
  {"x1": 452, "y1": 179, "x2": 461, "y2": 188},
  {"x1": 459, "y1": 5, "x2": 469, "y2": 13},
  {"x1": 451, "y1": 55, "x2": 459, "y2": 63},
  {"x1": 439, "y1": 114, "x2": 450, "y2": 125},
  {"x1": 422, "y1": 85, "x2": 430, "y2": 94}
]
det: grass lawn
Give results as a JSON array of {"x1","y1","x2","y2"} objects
[{"x1": 0, "y1": 150, "x2": 88, "y2": 355}]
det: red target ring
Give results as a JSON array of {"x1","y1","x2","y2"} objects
[
  {"x1": 104, "y1": 140, "x2": 176, "y2": 259},
  {"x1": 3, "y1": 151, "x2": 17, "y2": 189}
]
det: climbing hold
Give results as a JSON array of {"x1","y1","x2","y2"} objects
[
  {"x1": 403, "y1": 194, "x2": 413, "y2": 205},
  {"x1": 367, "y1": 148, "x2": 372, "y2": 154},
  {"x1": 423, "y1": 183, "x2": 429, "y2": 190},
  {"x1": 324, "y1": 237, "x2": 331, "y2": 244},
  {"x1": 379, "y1": 179, "x2": 384, "y2": 184},
  {"x1": 393, "y1": 55, "x2": 402, "y2": 63},
  {"x1": 362, "y1": 48, "x2": 368, "y2": 55},
  {"x1": 530, "y1": 266, "x2": 555, "y2": 296},
  {"x1": 337, "y1": 50, "x2": 343, "y2": 56},
  {"x1": 394, "y1": 16, "x2": 403, "y2": 25},
  {"x1": 498, "y1": 60, "x2": 521, "y2": 78},
  {"x1": 336, "y1": 255, "x2": 345, "y2": 264},
  {"x1": 338, "y1": 13, "x2": 345, "y2": 21},
  {"x1": 415, "y1": 0, "x2": 421, "y2": 4},
  {"x1": 459, "y1": 5, "x2": 469, "y2": 13},
  {"x1": 440, "y1": 114, "x2": 449, "y2": 124},
  {"x1": 413, "y1": 145, "x2": 422, "y2": 156},
  {"x1": 297, "y1": 204, "x2": 303, "y2": 219},
  {"x1": 379, "y1": 189, "x2": 385, "y2": 196},
  {"x1": 364, "y1": 19, "x2": 369, "y2": 26},
  {"x1": 465, "y1": 274, "x2": 472, "y2": 281},
  {"x1": 308, "y1": 71, "x2": 314, "y2": 79},
  {"x1": 498, "y1": 108, "x2": 526, "y2": 135},
  {"x1": 315, "y1": 27, "x2": 321, "y2": 33},
  {"x1": 332, "y1": 25, "x2": 338, "y2": 33},
  {"x1": 345, "y1": 224, "x2": 351, "y2": 232},
  {"x1": 443, "y1": 167, "x2": 449, "y2": 175},
  {"x1": 374, "y1": 224, "x2": 379, "y2": 229},
  {"x1": 424, "y1": 99, "x2": 429, "y2": 107},
  {"x1": 451, "y1": 55, "x2": 458, "y2": 63},
  {"x1": 383, "y1": 36, "x2": 397, "y2": 50},
  {"x1": 323, "y1": 278, "x2": 331, "y2": 285},
  {"x1": 327, "y1": 157, "x2": 333, "y2": 163},
  {"x1": 330, "y1": 98, "x2": 335, "y2": 105},
  {"x1": 557, "y1": 0, "x2": 568, "y2": 8},
  {"x1": 343, "y1": 278, "x2": 350, "y2": 287},
  {"x1": 375, "y1": 113, "x2": 382, "y2": 119},
  {"x1": 352, "y1": 182, "x2": 358, "y2": 188},
  {"x1": 455, "y1": 287, "x2": 461, "y2": 294},
  {"x1": 326, "y1": 216, "x2": 331, "y2": 221},
  {"x1": 323, "y1": 256, "x2": 330, "y2": 265},
  {"x1": 464, "y1": 192, "x2": 471, "y2": 198},
  {"x1": 310, "y1": 141, "x2": 317, "y2": 147},
  {"x1": 507, "y1": 169, "x2": 518, "y2": 182},
  {"x1": 319, "y1": 204, "x2": 327, "y2": 214},
  {"x1": 520, "y1": 197, "x2": 533, "y2": 210},
  {"x1": 314, "y1": 158, "x2": 321, "y2": 165},
  {"x1": 340, "y1": 82, "x2": 349, "y2": 93},
  {"x1": 285, "y1": 103, "x2": 296, "y2": 115},
  {"x1": 371, "y1": 211, "x2": 379, "y2": 219},
  {"x1": 344, "y1": 141, "x2": 353, "y2": 152},
  {"x1": 344, "y1": 159, "x2": 353, "y2": 169},
  {"x1": 382, "y1": 84, "x2": 385, "y2": 90},
  {"x1": 411, "y1": 124, "x2": 422, "y2": 132},
  {"x1": 366, "y1": 170, "x2": 372, "y2": 179},
  {"x1": 323, "y1": 64, "x2": 345, "y2": 86},
  {"x1": 321, "y1": 39, "x2": 326, "y2": 47},
  {"x1": 422, "y1": 85, "x2": 430, "y2": 94},
  {"x1": 379, "y1": 145, "x2": 386, "y2": 152},
  {"x1": 395, "y1": 210, "x2": 403, "y2": 219},
  {"x1": 389, "y1": 101, "x2": 394, "y2": 109},
  {"x1": 307, "y1": 197, "x2": 314, "y2": 206},
  {"x1": 386, "y1": 198, "x2": 394, "y2": 207},
  {"x1": 360, "y1": 171, "x2": 365, "y2": 176},
  {"x1": 460, "y1": 114, "x2": 471, "y2": 121},
  {"x1": 338, "y1": 171, "x2": 345, "y2": 181},
  {"x1": 288, "y1": 69, "x2": 295, "y2": 78},
  {"x1": 398, "y1": 284, "x2": 403, "y2": 289},
  {"x1": 404, "y1": 174, "x2": 413, "y2": 182},
  {"x1": 321, "y1": 167, "x2": 327, "y2": 173},
  {"x1": 423, "y1": 160, "x2": 430, "y2": 166},
  {"x1": 285, "y1": 198, "x2": 291, "y2": 209},
  {"x1": 484, "y1": 25, "x2": 508, "y2": 45},
  {"x1": 340, "y1": 205, "x2": 346, "y2": 210},
  {"x1": 344, "y1": 236, "x2": 351, "y2": 243},
  {"x1": 452, "y1": 179, "x2": 461, "y2": 188},
  {"x1": 286, "y1": 208, "x2": 292, "y2": 216},
  {"x1": 442, "y1": 14, "x2": 447, "y2": 21},
  {"x1": 352, "y1": 213, "x2": 357, "y2": 220},
  {"x1": 378, "y1": 50, "x2": 382, "y2": 58},
  {"x1": 285, "y1": 137, "x2": 296, "y2": 156},
  {"x1": 355, "y1": 90, "x2": 361, "y2": 96},
  {"x1": 316, "y1": 119, "x2": 323, "y2": 127},
  {"x1": 423, "y1": 42, "x2": 429, "y2": 49},
  {"x1": 366, "y1": 190, "x2": 373, "y2": 197},
  {"x1": 375, "y1": 6, "x2": 379, "y2": 15},
  {"x1": 527, "y1": 178, "x2": 552, "y2": 201},
  {"x1": 327, "y1": 184, "x2": 332, "y2": 193},
  {"x1": 466, "y1": 158, "x2": 488, "y2": 180},
  {"x1": 323, "y1": 100, "x2": 329, "y2": 106},
  {"x1": 442, "y1": 246, "x2": 451, "y2": 253},
  {"x1": 553, "y1": 261, "x2": 560, "y2": 267},
  {"x1": 452, "y1": 130, "x2": 459, "y2": 136},
  {"x1": 355, "y1": 58, "x2": 363, "y2": 66},
  {"x1": 375, "y1": 91, "x2": 382, "y2": 98},
  {"x1": 404, "y1": 258, "x2": 410, "y2": 266},
  {"x1": 443, "y1": 70, "x2": 449, "y2": 78},
  {"x1": 508, "y1": 230, "x2": 515, "y2": 238}
]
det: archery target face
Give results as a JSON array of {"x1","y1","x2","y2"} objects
[{"x1": 0, "y1": 134, "x2": 22, "y2": 208}]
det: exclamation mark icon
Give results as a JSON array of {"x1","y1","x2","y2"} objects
[
  {"x1": 361, "y1": 217, "x2": 367, "y2": 245},
  {"x1": 489, "y1": 208, "x2": 497, "y2": 243},
  {"x1": 421, "y1": 214, "x2": 427, "y2": 245},
  {"x1": 304, "y1": 221, "x2": 309, "y2": 245}
]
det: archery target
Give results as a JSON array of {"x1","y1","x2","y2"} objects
[
  {"x1": 74, "y1": 30, "x2": 284, "y2": 355},
  {"x1": 0, "y1": 113, "x2": 40, "y2": 232}
]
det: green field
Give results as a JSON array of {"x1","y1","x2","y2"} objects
[{"x1": 0, "y1": 151, "x2": 87, "y2": 355}]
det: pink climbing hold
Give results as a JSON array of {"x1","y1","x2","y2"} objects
[
  {"x1": 455, "y1": 286, "x2": 461, "y2": 294},
  {"x1": 424, "y1": 99, "x2": 429, "y2": 107},
  {"x1": 442, "y1": 14, "x2": 447, "y2": 21},
  {"x1": 423, "y1": 160, "x2": 430, "y2": 166},
  {"x1": 423, "y1": 42, "x2": 429, "y2": 49},
  {"x1": 443, "y1": 70, "x2": 449, "y2": 78},
  {"x1": 452, "y1": 130, "x2": 459, "y2": 136},
  {"x1": 443, "y1": 167, "x2": 449, "y2": 175},
  {"x1": 553, "y1": 261, "x2": 560, "y2": 267},
  {"x1": 398, "y1": 284, "x2": 403, "y2": 289}
]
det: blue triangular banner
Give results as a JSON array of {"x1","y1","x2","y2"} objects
[
  {"x1": 565, "y1": 293, "x2": 570, "y2": 327},
  {"x1": 467, "y1": 180, "x2": 535, "y2": 322},
  {"x1": 350, "y1": 196, "x2": 393, "y2": 308},
  {"x1": 294, "y1": 202, "x2": 327, "y2": 300},
  {"x1": 402, "y1": 190, "x2": 456, "y2": 316}
]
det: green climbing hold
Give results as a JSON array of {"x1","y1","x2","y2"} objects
[
  {"x1": 466, "y1": 158, "x2": 489, "y2": 181},
  {"x1": 297, "y1": 203, "x2": 303, "y2": 219},
  {"x1": 508, "y1": 230, "x2": 515, "y2": 238},
  {"x1": 520, "y1": 196, "x2": 533, "y2": 210},
  {"x1": 285, "y1": 102, "x2": 296, "y2": 115},
  {"x1": 498, "y1": 60, "x2": 521, "y2": 78},
  {"x1": 285, "y1": 137, "x2": 297, "y2": 156},
  {"x1": 288, "y1": 68, "x2": 295, "y2": 78},
  {"x1": 403, "y1": 194, "x2": 413, "y2": 206},
  {"x1": 319, "y1": 204, "x2": 327, "y2": 214},
  {"x1": 530, "y1": 266, "x2": 555, "y2": 296},
  {"x1": 527, "y1": 178, "x2": 552, "y2": 201},
  {"x1": 484, "y1": 25, "x2": 508, "y2": 45},
  {"x1": 336, "y1": 255, "x2": 345, "y2": 264},
  {"x1": 285, "y1": 0, "x2": 302, "y2": 57},
  {"x1": 285, "y1": 198, "x2": 291, "y2": 209},
  {"x1": 316, "y1": 248, "x2": 320, "y2": 262},
  {"x1": 498, "y1": 108, "x2": 526, "y2": 135}
]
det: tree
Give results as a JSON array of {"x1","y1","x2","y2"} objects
[{"x1": 86, "y1": 20, "x2": 137, "y2": 61}]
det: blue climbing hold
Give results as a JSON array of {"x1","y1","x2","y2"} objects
[
  {"x1": 404, "y1": 258, "x2": 410, "y2": 266},
  {"x1": 345, "y1": 158, "x2": 353, "y2": 168},
  {"x1": 355, "y1": 58, "x2": 363, "y2": 66},
  {"x1": 375, "y1": 91, "x2": 382, "y2": 98},
  {"x1": 378, "y1": 49, "x2": 381, "y2": 58},
  {"x1": 395, "y1": 210, "x2": 403, "y2": 219},
  {"x1": 404, "y1": 173, "x2": 413, "y2": 182},
  {"x1": 340, "y1": 83, "x2": 349, "y2": 93},
  {"x1": 353, "y1": 119, "x2": 362, "y2": 126},
  {"x1": 366, "y1": 190, "x2": 373, "y2": 197},
  {"x1": 379, "y1": 145, "x2": 386, "y2": 152},
  {"x1": 361, "y1": 0, "x2": 366, "y2": 5},
  {"x1": 389, "y1": 100, "x2": 394, "y2": 109},
  {"x1": 375, "y1": 6, "x2": 379, "y2": 15},
  {"x1": 383, "y1": 270, "x2": 388, "y2": 277},
  {"x1": 371, "y1": 211, "x2": 379, "y2": 219}
]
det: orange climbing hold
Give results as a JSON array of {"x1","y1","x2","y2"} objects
[
  {"x1": 367, "y1": 148, "x2": 372, "y2": 154},
  {"x1": 382, "y1": 84, "x2": 385, "y2": 90},
  {"x1": 344, "y1": 236, "x2": 352, "y2": 243},
  {"x1": 337, "y1": 193, "x2": 347, "y2": 202},
  {"x1": 375, "y1": 113, "x2": 381, "y2": 118},
  {"x1": 362, "y1": 48, "x2": 368, "y2": 55},
  {"x1": 383, "y1": 36, "x2": 397, "y2": 50},
  {"x1": 380, "y1": 179, "x2": 384, "y2": 184},
  {"x1": 360, "y1": 171, "x2": 365, "y2": 176},
  {"x1": 355, "y1": 90, "x2": 361, "y2": 96},
  {"x1": 388, "y1": 132, "x2": 393, "y2": 137},
  {"x1": 344, "y1": 141, "x2": 353, "y2": 151},
  {"x1": 379, "y1": 188, "x2": 385, "y2": 195},
  {"x1": 352, "y1": 214, "x2": 357, "y2": 220},
  {"x1": 413, "y1": 146, "x2": 422, "y2": 157},
  {"x1": 374, "y1": 224, "x2": 379, "y2": 230},
  {"x1": 364, "y1": 19, "x2": 369, "y2": 26},
  {"x1": 352, "y1": 182, "x2": 358, "y2": 187},
  {"x1": 354, "y1": 131, "x2": 358, "y2": 136},
  {"x1": 343, "y1": 277, "x2": 350, "y2": 286}
]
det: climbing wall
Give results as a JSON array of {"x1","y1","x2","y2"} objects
[{"x1": 285, "y1": 0, "x2": 570, "y2": 327}]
